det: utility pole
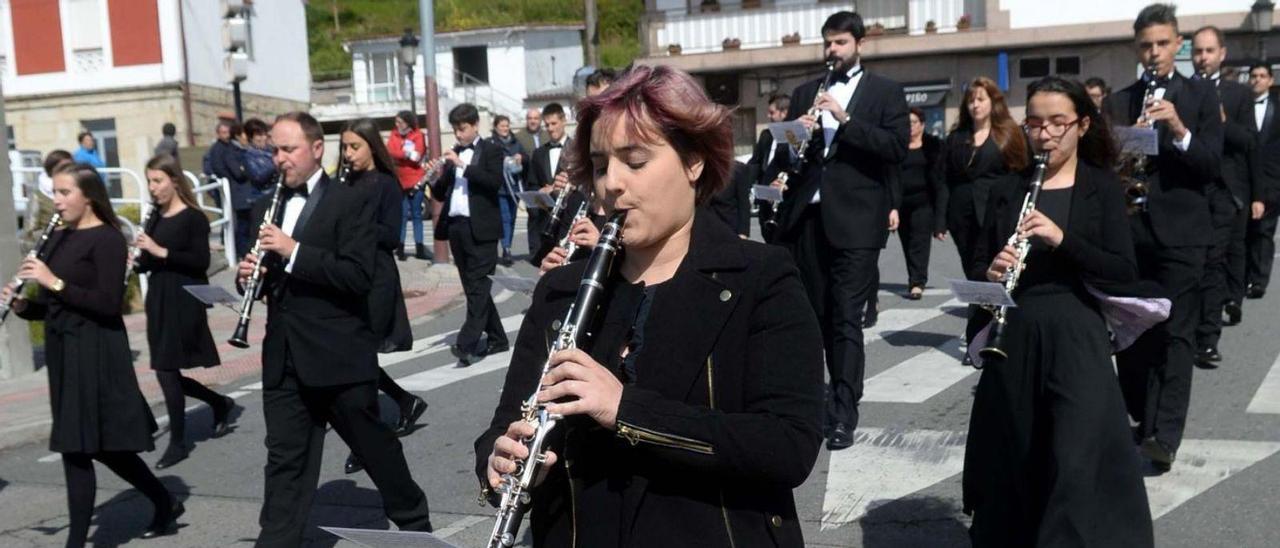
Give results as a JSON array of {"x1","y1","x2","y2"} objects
[
  {"x1": 584, "y1": 0, "x2": 600, "y2": 68},
  {"x1": 419, "y1": 0, "x2": 441, "y2": 159},
  {"x1": 0, "y1": 78, "x2": 36, "y2": 379}
]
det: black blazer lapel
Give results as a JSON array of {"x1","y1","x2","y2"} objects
[
  {"x1": 292, "y1": 175, "x2": 330, "y2": 238},
  {"x1": 1263, "y1": 96, "x2": 1276, "y2": 140}
]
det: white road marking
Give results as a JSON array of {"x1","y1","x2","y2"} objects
[
  {"x1": 862, "y1": 339, "x2": 976, "y2": 403},
  {"x1": 433, "y1": 515, "x2": 488, "y2": 539},
  {"x1": 1143, "y1": 439, "x2": 1280, "y2": 519},
  {"x1": 1246, "y1": 351, "x2": 1280, "y2": 414},
  {"x1": 864, "y1": 299, "x2": 961, "y2": 345},
  {"x1": 395, "y1": 348, "x2": 516, "y2": 392}
]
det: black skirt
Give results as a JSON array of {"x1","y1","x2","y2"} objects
[
  {"x1": 963, "y1": 289, "x2": 1153, "y2": 547},
  {"x1": 371, "y1": 250, "x2": 413, "y2": 353},
  {"x1": 144, "y1": 269, "x2": 220, "y2": 369}
]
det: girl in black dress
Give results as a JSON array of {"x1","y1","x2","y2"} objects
[
  {"x1": 4, "y1": 163, "x2": 183, "y2": 545},
  {"x1": 134, "y1": 155, "x2": 236, "y2": 469},
  {"x1": 962, "y1": 77, "x2": 1154, "y2": 546},
  {"x1": 337, "y1": 118, "x2": 428, "y2": 474},
  {"x1": 894, "y1": 108, "x2": 945, "y2": 299}
]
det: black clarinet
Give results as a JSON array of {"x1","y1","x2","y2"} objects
[
  {"x1": 0, "y1": 213, "x2": 62, "y2": 324},
  {"x1": 228, "y1": 173, "x2": 287, "y2": 348}
]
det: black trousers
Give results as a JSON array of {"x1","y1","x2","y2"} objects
[
  {"x1": 1195, "y1": 186, "x2": 1241, "y2": 349},
  {"x1": 756, "y1": 199, "x2": 777, "y2": 243},
  {"x1": 1225, "y1": 199, "x2": 1250, "y2": 303},
  {"x1": 1246, "y1": 210, "x2": 1279, "y2": 292},
  {"x1": 257, "y1": 363, "x2": 431, "y2": 547},
  {"x1": 235, "y1": 208, "x2": 253, "y2": 260},
  {"x1": 787, "y1": 204, "x2": 879, "y2": 428},
  {"x1": 897, "y1": 201, "x2": 934, "y2": 288},
  {"x1": 527, "y1": 208, "x2": 549, "y2": 258},
  {"x1": 448, "y1": 218, "x2": 507, "y2": 353},
  {"x1": 1116, "y1": 216, "x2": 1206, "y2": 455}
]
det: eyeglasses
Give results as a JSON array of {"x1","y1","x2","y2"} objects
[{"x1": 1022, "y1": 118, "x2": 1081, "y2": 137}]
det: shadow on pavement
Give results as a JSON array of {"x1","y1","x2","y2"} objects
[{"x1": 859, "y1": 495, "x2": 969, "y2": 548}]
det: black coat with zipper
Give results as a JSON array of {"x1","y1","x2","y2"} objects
[{"x1": 474, "y1": 210, "x2": 824, "y2": 547}]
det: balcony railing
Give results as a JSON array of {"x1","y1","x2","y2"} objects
[{"x1": 649, "y1": 0, "x2": 978, "y2": 56}]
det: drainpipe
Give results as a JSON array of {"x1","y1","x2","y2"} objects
[{"x1": 178, "y1": 0, "x2": 196, "y2": 146}]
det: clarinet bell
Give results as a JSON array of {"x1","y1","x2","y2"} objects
[
  {"x1": 228, "y1": 322, "x2": 251, "y2": 349},
  {"x1": 977, "y1": 320, "x2": 1008, "y2": 364}
]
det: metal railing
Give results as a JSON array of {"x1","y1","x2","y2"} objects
[
  {"x1": 444, "y1": 68, "x2": 526, "y2": 117},
  {"x1": 189, "y1": 174, "x2": 235, "y2": 270}
]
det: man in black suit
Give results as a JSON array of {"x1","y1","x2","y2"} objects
[
  {"x1": 1190, "y1": 26, "x2": 1258, "y2": 364},
  {"x1": 747, "y1": 93, "x2": 793, "y2": 242},
  {"x1": 526, "y1": 103, "x2": 576, "y2": 264},
  {"x1": 1247, "y1": 64, "x2": 1280, "y2": 299},
  {"x1": 1102, "y1": 4, "x2": 1223, "y2": 473},
  {"x1": 240, "y1": 112, "x2": 432, "y2": 547},
  {"x1": 432, "y1": 103, "x2": 509, "y2": 365},
  {"x1": 774, "y1": 11, "x2": 909, "y2": 450}
]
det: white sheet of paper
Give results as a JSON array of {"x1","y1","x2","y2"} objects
[
  {"x1": 768, "y1": 120, "x2": 811, "y2": 155},
  {"x1": 1114, "y1": 126, "x2": 1159, "y2": 156},
  {"x1": 321, "y1": 527, "x2": 461, "y2": 548},
  {"x1": 516, "y1": 191, "x2": 556, "y2": 210},
  {"x1": 182, "y1": 284, "x2": 239, "y2": 306},
  {"x1": 947, "y1": 279, "x2": 1017, "y2": 307},
  {"x1": 752, "y1": 185, "x2": 783, "y2": 203}
]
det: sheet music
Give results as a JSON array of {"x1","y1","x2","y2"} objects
[
  {"x1": 767, "y1": 120, "x2": 811, "y2": 155},
  {"x1": 321, "y1": 527, "x2": 462, "y2": 548},
  {"x1": 947, "y1": 279, "x2": 1017, "y2": 307},
  {"x1": 752, "y1": 185, "x2": 783, "y2": 203},
  {"x1": 516, "y1": 191, "x2": 556, "y2": 210},
  {"x1": 182, "y1": 284, "x2": 239, "y2": 306}
]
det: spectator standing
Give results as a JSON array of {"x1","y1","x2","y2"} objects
[{"x1": 387, "y1": 110, "x2": 431, "y2": 262}]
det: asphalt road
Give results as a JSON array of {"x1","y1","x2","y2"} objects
[{"x1": 0, "y1": 221, "x2": 1277, "y2": 547}]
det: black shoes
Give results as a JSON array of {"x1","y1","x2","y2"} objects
[
  {"x1": 212, "y1": 396, "x2": 238, "y2": 438},
  {"x1": 344, "y1": 453, "x2": 365, "y2": 475},
  {"x1": 450, "y1": 344, "x2": 484, "y2": 367},
  {"x1": 141, "y1": 499, "x2": 184, "y2": 539},
  {"x1": 1224, "y1": 301, "x2": 1242, "y2": 326},
  {"x1": 1140, "y1": 436, "x2": 1175, "y2": 473},
  {"x1": 1247, "y1": 284, "x2": 1266, "y2": 299},
  {"x1": 1195, "y1": 347, "x2": 1222, "y2": 368},
  {"x1": 154, "y1": 444, "x2": 188, "y2": 470},
  {"x1": 395, "y1": 396, "x2": 429, "y2": 437},
  {"x1": 500, "y1": 248, "x2": 514, "y2": 267},
  {"x1": 452, "y1": 337, "x2": 510, "y2": 366},
  {"x1": 827, "y1": 423, "x2": 854, "y2": 451},
  {"x1": 415, "y1": 243, "x2": 431, "y2": 261},
  {"x1": 484, "y1": 339, "x2": 510, "y2": 356}
]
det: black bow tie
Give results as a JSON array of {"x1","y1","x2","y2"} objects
[
  {"x1": 1259, "y1": 97, "x2": 1270, "y2": 105},
  {"x1": 831, "y1": 67, "x2": 863, "y2": 85},
  {"x1": 454, "y1": 143, "x2": 475, "y2": 153},
  {"x1": 548, "y1": 142, "x2": 564, "y2": 149},
  {"x1": 284, "y1": 185, "x2": 309, "y2": 200}
]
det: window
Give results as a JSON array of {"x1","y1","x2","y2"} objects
[
  {"x1": 453, "y1": 46, "x2": 489, "y2": 86},
  {"x1": 1019, "y1": 57, "x2": 1050, "y2": 79},
  {"x1": 364, "y1": 51, "x2": 403, "y2": 103},
  {"x1": 1056, "y1": 56, "x2": 1081, "y2": 75}
]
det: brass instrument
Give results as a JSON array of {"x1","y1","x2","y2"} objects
[
  {"x1": 1117, "y1": 65, "x2": 1165, "y2": 215},
  {"x1": 1, "y1": 213, "x2": 63, "y2": 324},
  {"x1": 228, "y1": 173, "x2": 287, "y2": 349},
  {"x1": 487, "y1": 211, "x2": 627, "y2": 548},
  {"x1": 978, "y1": 152, "x2": 1051, "y2": 366},
  {"x1": 766, "y1": 57, "x2": 838, "y2": 232},
  {"x1": 125, "y1": 202, "x2": 159, "y2": 287}
]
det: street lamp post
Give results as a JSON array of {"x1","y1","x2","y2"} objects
[
  {"x1": 400, "y1": 29, "x2": 420, "y2": 121},
  {"x1": 1252, "y1": 0, "x2": 1275, "y2": 63}
]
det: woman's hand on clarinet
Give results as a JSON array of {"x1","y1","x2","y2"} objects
[
  {"x1": 539, "y1": 248, "x2": 568, "y2": 274},
  {"x1": 538, "y1": 348, "x2": 623, "y2": 430},
  {"x1": 17, "y1": 257, "x2": 56, "y2": 290},
  {"x1": 257, "y1": 224, "x2": 298, "y2": 257},
  {"x1": 487, "y1": 419, "x2": 557, "y2": 489},
  {"x1": 568, "y1": 217, "x2": 599, "y2": 248},
  {"x1": 1019, "y1": 210, "x2": 1063, "y2": 248},
  {"x1": 987, "y1": 244, "x2": 1019, "y2": 282},
  {"x1": 135, "y1": 233, "x2": 167, "y2": 258}
]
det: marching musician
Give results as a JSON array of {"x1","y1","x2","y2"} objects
[
  {"x1": 1190, "y1": 26, "x2": 1258, "y2": 362},
  {"x1": 747, "y1": 93, "x2": 792, "y2": 243},
  {"x1": 1247, "y1": 63, "x2": 1280, "y2": 299},
  {"x1": 773, "y1": 10, "x2": 909, "y2": 449},
  {"x1": 1102, "y1": 3, "x2": 1223, "y2": 473},
  {"x1": 430, "y1": 104, "x2": 509, "y2": 366},
  {"x1": 3, "y1": 163, "x2": 182, "y2": 545},
  {"x1": 238, "y1": 112, "x2": 433, "y2": 546},
  {"x1": 475, "y1": 64, "x2": 824, "y2": 547},
  {"x1": 336, "y1": 118, "x2": 429, "y2": 475},
  {"x1": 527, "y1": 103, "x2": 578, "y2": 262},
  {"x1": 964, "y1": 77, "x2": 1153, "y2": 547},
  {"x1": 134, "y1": 155, "x2": 236, "y2": 470}
]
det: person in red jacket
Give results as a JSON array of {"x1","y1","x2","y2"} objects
[{"x1": 387, "y1": 110, "x2": 431, "y2": 261}]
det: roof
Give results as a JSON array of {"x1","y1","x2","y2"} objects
[{"x1": 345, "y1": 23, "x2": 585, "y2": 48}]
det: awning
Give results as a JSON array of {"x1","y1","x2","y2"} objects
[{"x1": 903, "y1": 81, "x2": 951, "y2": 108}]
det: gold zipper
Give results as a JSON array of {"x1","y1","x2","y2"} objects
[
  {"x1": 615, "y1": 422, "x2": 715, "y2": 454},
  {"x1": 707, "y1": 355, "x2": 738, "y2": 548}
]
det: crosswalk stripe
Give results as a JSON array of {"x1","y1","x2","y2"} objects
[
  {"x1": 1143, "y1": 439, "x2": 1280, "y2": 519},
  {"x1": 1245, "y1": 351, "x2": 1280, "y2": 414},
  {"x1": 395, "y1": 348, "x2": 515, "y2": 392},
  {"x1": 862, "y1": 339, "x2": 975, "y2": 403},
  {"x1": 820, "y1": 427, "x2": 967, "y2": 530},
  {"x1": 864, "y1": 299, "x2": 961, "y2": 345}
]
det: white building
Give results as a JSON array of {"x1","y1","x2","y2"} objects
[
  {"x1": 0, "y1": 0, "x2": 310, "y2": 193},
  {"x1": 641, "y1": 0, "x2": 1278, "y2": 153},
  {"x1": 313, "y1": 24, "x2": 586, "y2": 135}
]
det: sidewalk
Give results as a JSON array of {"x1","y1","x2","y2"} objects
[{"x1": 0, "y1": 255, "x2": 465, "y2": 452}]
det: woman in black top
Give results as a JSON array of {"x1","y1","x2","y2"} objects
[
  {"x1": 894, "y1": 108, "x2": 946, "y2": 299},
  {"x1": 4, "y1": 163, "x2": 182, "y2": 545},
  {"x1": 337, "y1": 118, "x2": 428, "y2": 474},
  {"x1": 134, "y1": 155, "x2": 236, "y2": 470},
  {"x1": 962, "y1": 77, "x2": 1153, "y2": 547},
  {"x1": 476, "y1": 65, "x2": 824, "y2": 547}
]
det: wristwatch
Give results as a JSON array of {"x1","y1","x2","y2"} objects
[{"x1": 50, "y1": 277, "x2": 65, "y2": 293}]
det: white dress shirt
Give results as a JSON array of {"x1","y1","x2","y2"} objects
[
  {"x1": 548, "y1": 136, "x2": 568, "y2": 177},
  {"x1": 1256, "y1": 93, "x2": 1270, "y2": 132},
  {"x1": 812, "y1": 64, "x2": 864, "y2": 204},
  {"x1": 282, "y1": 167, "x2": 324, "y2": 273},
  {"x1": 448, "y1": 137, "x2": 480, "y2": 218}
]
